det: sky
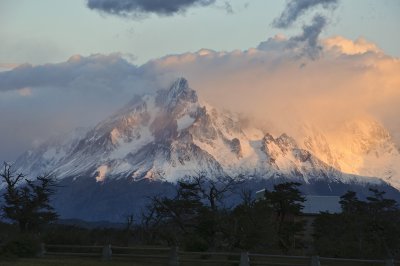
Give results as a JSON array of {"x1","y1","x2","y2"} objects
[
  {"x1": 1, "y1": 0, "x2": 399, "y2": 66},
  {"x1": 0, "y1": 0, "x2": 399, "y2": 162}
]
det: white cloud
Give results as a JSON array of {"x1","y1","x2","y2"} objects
[
  {"x1": 17, "y1": 87, "x2": 32, "y2": 97},
  {"x1": 323, "y1": 36, "x2": 382, "y2": 55},
  {"x1": 0, "y1": 63, "x2": 20, "y2": 72},
  {"x1": 145, "y1": 36, "x2": 400, "y2": 140}
]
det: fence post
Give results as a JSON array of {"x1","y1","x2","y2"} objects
[
  {"x1": 102, "y1": 244, "x2": 112, "y2": 260},
  {"x1": 310, "y1": 255, "x2": 320, "y2": 266},
  {"x1": 239, "y1": 251, "x2": 250, "y2": 266},
  {"x1": 36, "y1": 243, "x2": 46, "y2": 257},
  {"x1": 385, "y1": 258, "x2": 394, "y2": 266},
  {"x1": 169, "y1": 246, "x2": 179, "y2": 266}
]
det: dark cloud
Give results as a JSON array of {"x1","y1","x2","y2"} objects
[
  {"x1": 0, "y1": 54, "x2": 140, "y2": 93},
  {"x1": 271, "y1": 0, "x2": 338, "y2": 60},
  {"x1": 86, "y1": 0, "x2": 216, "y2": 17},
  {"x1": 0, "y1": 54, "x2": 164, "y2": 161},
  {"x1": 273, "y1": 0, "x2": 338, "y2": 28},
  {"x1": 224, "y1": 2, "x2": 234, "y2": 14},
  {"x1": 289, "y1": 14, "x2": 327, "y2": 59}
]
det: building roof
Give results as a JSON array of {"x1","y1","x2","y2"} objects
[
  {"x1": 255, "y1": 189, "x2": 342, "y2": 215},
  {"x1": 303, "y1": 195, "x2": 341, "y2": 215}
]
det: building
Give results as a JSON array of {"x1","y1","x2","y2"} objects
[
  {"x1": 301, "y1": 195, "x2": 341, "y2": 252},
  {"x1": 255, "y1": 190, "x2": 341, "y2": 214},
  {"x1": 255, "y1": 189, "x2": 342, "y2": 252}
]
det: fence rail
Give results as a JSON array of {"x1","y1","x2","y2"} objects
[{"x1": 43, "y1": 244, "x2": 398, "y2": 265}]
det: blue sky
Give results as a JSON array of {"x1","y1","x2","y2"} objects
[{"x1": 1, "y1": 0, "x2": 399, "y2": 66}]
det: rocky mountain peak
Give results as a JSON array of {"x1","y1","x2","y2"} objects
[
  {"x1": 164, "y1": 78, "x2": 198, "y2": 108},
  {"x1": 13, "y1": 78, "x2": 400, "y2": 191}
]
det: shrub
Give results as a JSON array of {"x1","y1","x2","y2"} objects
[{"x1": 0, "y1": 234, "x2": 41, "y2": 258}]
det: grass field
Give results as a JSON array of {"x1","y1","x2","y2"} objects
[
  {"x1": 0, "y1": 256, "x2": 390, "y2": 266},
  {"x1": 0, "y1": 257, "x2": 155, "y2": 266},
  {"x1": 0, "y1": 253, "x2": 391, "y2": 266}
]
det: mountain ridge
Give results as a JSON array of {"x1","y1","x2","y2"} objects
[
  {"x1": 11, "y1": 77, "x2": 400, "y2": 222},
  {"x1": 14, "y1": 78, "x2": 400, "y2": 191}
]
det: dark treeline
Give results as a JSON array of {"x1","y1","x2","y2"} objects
[
  {"x1": 1, "y1": 166, "x2": 400, "y2": 260},
  {"x1": 139, "y1": 176, "x2": 306, "y2": 253},
  {"x1": 137, "y1": 175, "x2": 400, "y2": 259},
  {"x1": 314, "y1": 189, "x2": 400, "y2": 259}
]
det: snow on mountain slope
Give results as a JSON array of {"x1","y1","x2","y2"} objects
[
  {"x1": 14, "y1": 127, "x2": 87, "y2": 177},
  {"x1": 14, "y1": 78, "x2": 399, "y2": 189},
  {"x1": 300, "y1": 118, "x2": 400, "y2": 188}
]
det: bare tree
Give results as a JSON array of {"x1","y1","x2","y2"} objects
[{"x1": 184, "y1": 172, "x2": 245, "y2": 211}]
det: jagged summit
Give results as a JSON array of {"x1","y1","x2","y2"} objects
[
  {"x1": 14, "y1": 78, "x2": 400, "y2": 190},
  {"x1": 165, "y1": 78, "x2": 197, "y2": 105}
]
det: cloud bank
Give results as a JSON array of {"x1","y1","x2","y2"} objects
[
  {"x1": 0, "y1": 54, "x2": 166, "y2": 160},
  {"x1": 86, "y1": 0, "x2": 216, "y2": 17},
  {"x1": 0, "y1": 36, "x2": 399, "y2": 162},
  {"x1": 144, "y1": 35, "x2": 400, "y2": 139}
]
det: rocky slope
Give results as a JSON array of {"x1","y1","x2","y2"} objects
[
  {"x1": 12, "y1": 78, "x2": 400, "y2": 221},
  {"x1": 14, "y1": 78, "x2": 400, "y2": 190}
]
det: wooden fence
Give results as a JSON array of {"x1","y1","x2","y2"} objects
[{"x1": 43, "y1": 244, "x2": 398, "y2": 266}]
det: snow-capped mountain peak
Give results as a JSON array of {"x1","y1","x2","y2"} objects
[
  {"x1": 163, "y1": 78, "x2": 197, "y2": 108},
  {"x1": 14, "y1": 78, "x2": 400, "y2": 190}
]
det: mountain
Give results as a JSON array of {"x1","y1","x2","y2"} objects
[
  {"x1": 299, "y1": 119, "x2": 400, "y2": 189},
  {"x1": 13, "y1": 78, "x2": 400, "y2": 221}
]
